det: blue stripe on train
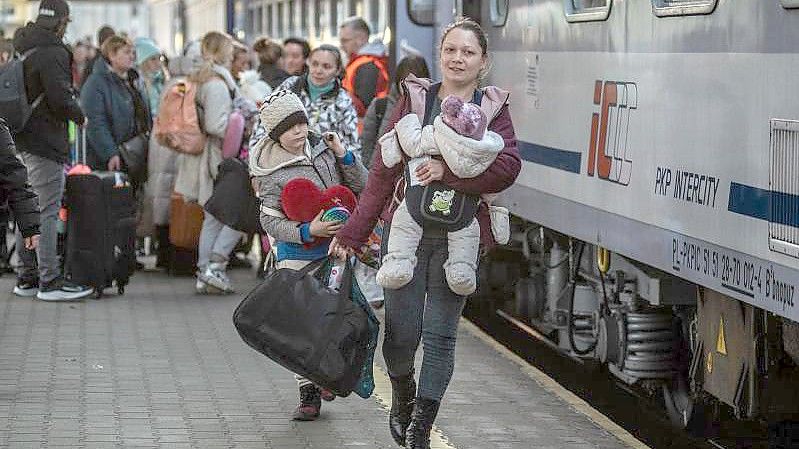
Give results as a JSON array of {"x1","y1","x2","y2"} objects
[
  {"x1": 518, "y1": 141, "x2": 582, "y2": 174},
  {"x1": 728, "y1": 182, "x2": 799, "y2": 228}
]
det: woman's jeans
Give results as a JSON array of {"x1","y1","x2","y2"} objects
[
  {"x1": 382, "y1": 228, "x2": 467, "y2": 401},
  {"x1": 197, "y1": 211, "x2": 243, "y2": 269}
]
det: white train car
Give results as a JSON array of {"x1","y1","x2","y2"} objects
[{"x1": 448, "y1": 0, "x2": 799, "y2": 436}]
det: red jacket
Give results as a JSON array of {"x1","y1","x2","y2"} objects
[{"x1": 337, "y1": 75, "x2": 521, "y2": 251}]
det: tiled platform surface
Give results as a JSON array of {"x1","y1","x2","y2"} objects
[{"x1": 0, "y1": 269, "x2": 637, "y2": 449}]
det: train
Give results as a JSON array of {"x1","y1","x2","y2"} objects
[{"x1": 173, "y1": 0, "x2": 799, "y2": 442}]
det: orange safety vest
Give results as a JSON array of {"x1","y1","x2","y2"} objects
[{"x1": 342, "y1": 54, "x2": 390, "y2": 133}]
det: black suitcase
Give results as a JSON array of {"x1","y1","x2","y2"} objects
[{"x1": 64, "y1": 129, "x2": 137, "y2": 297}]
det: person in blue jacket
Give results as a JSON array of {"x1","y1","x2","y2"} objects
[{"x1": 80, "y1": 35, "x2": 151, "y2": 174}]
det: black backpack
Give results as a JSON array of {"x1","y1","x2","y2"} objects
[{"x1": 0, "y1": 49, "x2": 44, "y2": 134}]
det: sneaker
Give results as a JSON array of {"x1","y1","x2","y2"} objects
[
  {"x1": 199, "y1": 263, "x2": 233, "y2": 293},
  {"x1": 195, "y1": 277, "x2": 208, "y2": 294},
  {"x1": 13, "y1": 279, "x2": 39, "y2": 297},
  {"x1": 292, "y1": 385, "x2": 321, "y2": 421},
  {"x1": 36, "y1": 278, "x2": 93, "y2": 301}
]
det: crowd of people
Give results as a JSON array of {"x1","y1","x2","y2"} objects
[{"x1": 0, "y1": 0, "x2": 521, "y2": 447}]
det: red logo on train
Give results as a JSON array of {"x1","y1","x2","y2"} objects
[{"x1": 586, "y1": 80, "x2": 638, "y2": 186}]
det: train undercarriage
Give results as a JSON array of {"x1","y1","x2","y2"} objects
[{"x1": 474, "y1": 218, "x2": 799, "y2": 446}]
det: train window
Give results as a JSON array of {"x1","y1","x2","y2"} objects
[
  {"x1": 369, "y1": 0, "x2": 379, "y2": 30},
  {"x1": 266, "y1": 4, "x2": 273, "y2": 36},
  {"x1": 314, "y1": 0, "x2": 322, "y2": 37},
  {"x1": 490, "y1": 0, "x2": 509, "y2": 26},
  {"x1": 277, "y1": 2, "x2": 284, "y2": 36},
  {"x1": 288, "y1": 0, "x2": 295, "y2": 34},
  {"x1": 331, "y1": 0, "x2": 339, "y2": 35},
  {"x1": 564, "y1": 0, "x2": 611, "y2": 22},
  {"x1": 652, "y1": 0, "x2": 717, "y2": 17},
  {"x1": 301, "y1": 0, "x2": 308, "y2": 34},
  {"x1": 408, "y1": 0, "x2": 434, "y2": 26},
  {"x1": 782, "y1": 0, "x2": 799, "y2": 8}
]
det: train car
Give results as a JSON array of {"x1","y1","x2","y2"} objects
[
  {"x1": 433, "y1": 0, "x2": 799, "y2": 437},
  {"x1": 182, "y1": 0, "x2": 799, "y2": 439}
]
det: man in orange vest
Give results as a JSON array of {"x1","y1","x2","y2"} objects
[{"x1": 339, "y1": 17, "x2": 389, "y2": 130}]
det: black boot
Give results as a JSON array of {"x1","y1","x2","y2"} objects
[
  {"x1": 388, "y1": 372, "x2": 416, "y2": 446},
  {"x1": 405, "y1": 397, "x2": 440, "y2": 449}
]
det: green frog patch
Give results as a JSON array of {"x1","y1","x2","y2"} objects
[{"x1": 429, "y1": 189, "x2": 456, "y2": 216}]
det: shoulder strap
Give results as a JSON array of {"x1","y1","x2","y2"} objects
[
  {"x1": 374, "y1": 97, "x2": 388, "y2": 123},
  {"x1": 422, "y1": 82, "x2": 441, "y2": 126},
  {"x1": 19, "y1": 48, "x2": 37, "y2": 61}
]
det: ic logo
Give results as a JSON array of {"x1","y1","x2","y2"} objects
[{"x1": 586, "y1": 80, "x2": 638, "y2": 185}]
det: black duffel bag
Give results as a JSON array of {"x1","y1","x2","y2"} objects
[
  {"x1": 204, "y1": 158, "x2": 261, "y2": 234},
  {"x1": 232, "y1": 258, "x2": 370, "y2": 396}
]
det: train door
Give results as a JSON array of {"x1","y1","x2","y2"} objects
[{"x1": 456, "y1": 0, "x2": 482, "y2": 23}]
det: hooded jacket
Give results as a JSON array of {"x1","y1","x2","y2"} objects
[
  {"x1": 80, "y1": 57, "x2": 152, "y2": 168},
  {"x1": 0, "y1": 120, "x2": 39, "y2": 238},
  {"x1": 251, "y1": 134, "x2": 367, "y2": 260},
  {"x1": 12, "y1": 22, "x2": 85, "y2": 163},
  {"x1": 336, "y1": 75, "x2": 521, "y2": 251}
]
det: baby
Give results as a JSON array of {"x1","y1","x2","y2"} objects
[{"x1": 376, "y1": 95, "x2": 505, "y2": 296}]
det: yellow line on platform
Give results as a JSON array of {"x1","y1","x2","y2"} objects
[
  {"x1": 372, "y1": 365, "x2": 459, "y2": 449},
  {"x1": 460, "y1": 319, "x2": 652, "y2": 449}
]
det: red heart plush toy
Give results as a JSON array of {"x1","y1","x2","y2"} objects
[{"x1": 281, "y1": 178, "x2": 357, "y2": 223}]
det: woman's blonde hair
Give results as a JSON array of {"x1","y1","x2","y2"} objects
[
  {"x1": 190, "y1": 31, "x2": 234, "y2": 84},
  {"x1": 100, "y1": 35, "x2": 132, "y2": 59}
]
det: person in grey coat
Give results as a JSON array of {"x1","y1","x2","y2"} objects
[
  {"x1": 173, "y1": 32, "x2": 242, "y2": 294},
  {"x1": 249, "y1": 89, "x2": 367, "y2": 421}
]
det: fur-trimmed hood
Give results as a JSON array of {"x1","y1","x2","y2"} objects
[{"x1": 401, "y1": 74, "x2": 510, "y2": 125}]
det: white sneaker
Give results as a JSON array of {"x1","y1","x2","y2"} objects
[
  {"x1": 195, "y1": 277, "x2": 208, "y2": 294},
  {"x1": 199, "y1": 263, "x2": 233, "y2": 293}
]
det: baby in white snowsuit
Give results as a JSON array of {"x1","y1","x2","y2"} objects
[{"x1": 376, "y1": 95, "x2": 505, "y2": 296}]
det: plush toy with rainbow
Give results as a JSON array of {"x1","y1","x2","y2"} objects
[{"x1": 280, "y1": 178, "x2": 357, "y2": 247}]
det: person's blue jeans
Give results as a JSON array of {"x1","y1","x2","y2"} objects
[
  {"x1": 15, "y1": 152, "x2": 64, "y2": 285},
  {"x1": 381, "y1": 227, "x2": 467, "y2": 401}
]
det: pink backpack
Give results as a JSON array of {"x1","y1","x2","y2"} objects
[
  {"x1": 154, "y1": 80, "x2": 206, "y2": 155},
  {"x1": 222, "y1": 109, "x2": 245, "y2": 159}
]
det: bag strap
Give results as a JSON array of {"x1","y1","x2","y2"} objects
[{"x1": 306, "y1": 258, "x2": 355, "y2": 373}]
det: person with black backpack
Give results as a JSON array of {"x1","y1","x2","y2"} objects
[
  {"x1": 10, "y1": 0, "x2": 93, "y2": 301},
  {"x1": 360, "y1": 55, "x2": 429, "y2": 167}
]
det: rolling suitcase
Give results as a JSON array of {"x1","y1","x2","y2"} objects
[{"x1": 64, "y1": 128, "x2": 137, "y2": 297}]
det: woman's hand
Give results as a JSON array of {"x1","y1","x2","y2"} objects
[
  {"x1": 309, "y1": 210, "x2": 343, "y2": 238},
  {"x1": 107, "y1": 155, "x2": 121, "y2": 171},
  {"x1": 323, "y1": 132, "x2": 346, "y2": 158},
  {"x1": 416, "y1": 159, "x2": 446, "y2": 186},
  {"x1": 328, "y1": 237, "x2": 353, "y2": 260},
  {"x1": 24, "y1": 235, "x2": 39, "y2": 250}
]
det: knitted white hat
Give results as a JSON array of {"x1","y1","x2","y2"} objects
[{"x1": 259, "y1": 90, "x2": 308, "y2": 141}]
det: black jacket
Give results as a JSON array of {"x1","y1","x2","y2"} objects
[
  {"x1": 0, "y1": 120, "x2": 39, "y2": 238},
  {"x1": 13, "y1": 23, "x2": 85, "y2": 163},
  {"x1": 258, "y1": 64, "x2": 289, "y2": 90}
]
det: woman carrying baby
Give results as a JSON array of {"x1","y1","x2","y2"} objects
[
  {"x1": 250, "y1": 89, "x2": 368, "y2": 421},
  {"x1": 329, "y1": 17, "x2": 521, "y2": 449}
]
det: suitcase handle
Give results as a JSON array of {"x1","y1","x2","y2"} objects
[{"x1": 74, "y1": 124, "x2": 87, "y2": 166}]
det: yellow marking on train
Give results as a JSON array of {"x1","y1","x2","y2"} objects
[
  {"x1": 716, "y1": 316, "x2": 727, "y2": 355},
  {"x1": 371, "y1": 364, "x2": 458, "y2": 449},
  {"x1": 460, "y1": 319, "x2": 652, "y2": 449}
]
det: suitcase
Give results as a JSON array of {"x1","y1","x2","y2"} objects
[
  {"x1": 169, "y1": 192, "x2": 204, "y2": 249},
  {"x1": 64, "y1": 128, "x2": 137, "y2": 297}
]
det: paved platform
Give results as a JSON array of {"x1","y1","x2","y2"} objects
[{"x1": 0, "y1": 269, "x2": 643, "y2": 448}]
